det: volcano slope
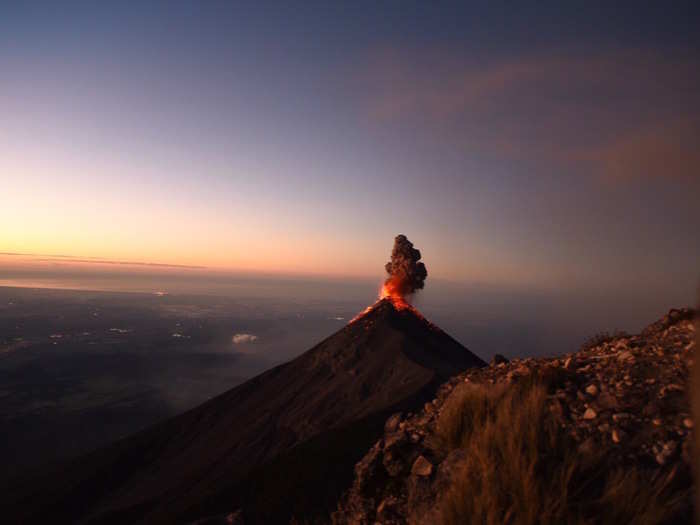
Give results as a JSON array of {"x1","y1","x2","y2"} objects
[
  {"x1": 0, "y1": 299, "x2": 484, "y2": 525},
  {"x1": 334, "y1": 308, "x2": 696, "y2": 525}
]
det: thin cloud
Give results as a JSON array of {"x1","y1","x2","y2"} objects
[
  {"x1": 232, "y1": 333, "x2": 258, "y2": 344},
  {"x1": 583, "y1": 120, "x2": 700, "y2": 182},
  {"x1": 355, "y1": 48, "x2": 700, "y2": 182},
  {"x1": 0, "y1": 252, "x2": 206, "y2": 269}
]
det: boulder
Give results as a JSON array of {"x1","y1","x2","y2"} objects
[
  {"x1": 490, "y1": 354, "x2": 509, "y2": 366},
  {"x1": 411, "y1": 455, "x2": 433, "y2": 477}
]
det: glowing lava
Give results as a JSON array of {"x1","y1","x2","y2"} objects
[
  {"x1": 350, "y1": 235, "x2": 428, "y2": 324},
  {"x1": 349, "y1": 278, "x2": 424, "y2": 324},
  {"x1": 379, "y1": 277, "x2": 411, "y2": 310}
]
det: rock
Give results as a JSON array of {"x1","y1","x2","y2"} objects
[
  {"x1": 517, "y1": 365, "x2": 531, "y2": 375},
  {"x1": 382, "y1": 432, "x2": 411, "y2": 477},
  {"x1": 611, "y1": 428, "x2": 624, "y2": 443},
  {"x1": 585, "y1": 384, "x2": 599, "y2": 396},
  {"x1": 597, "y1": 393, "x2": 618, "y2": 410},
  {"x1": 668, "y1": 309, "x2": 683, "y2": 323},
  {"x1": 384, "y1": 413, "x2": 403, "y2": 433},
  {"x1": 563, "y1": 357, "x2": 573, "y2": 369},
  {"x1": 615, "y1": 340, "x2": 628, "y2": 350},
  {"x1": 376, "y1": 495, "x2": 398, "y2": 517},
  {"x1": 652, "y1": 418, "x2": 662, "y2": 427},
  {"x1": 490, "y1": 354, "x2": 509, "y2": 366},
  {"x1": 617, "y1": 350, "x2": 635, "y2": 362},
  {"x1": 583, "y1": 408, "x2": 597, "y2": 420},
  {"x1": 506, "y1": 365, "x2": 531, "y2": 382},
  {"x1": 354, "y1": 442, "x2": 383, "y2": 491},
  {"x1": 682, "y1": 417, "x2": 693, "y2": 429},
  {"x1": 654, "y1": 441, "x2": 679, "y2": 466},
  {"x1": 383, "y1": 431, "x2": 405, "y2": 450},
  {"x1": 411, "y1": 455, "x2": 433, "y2": 477}
]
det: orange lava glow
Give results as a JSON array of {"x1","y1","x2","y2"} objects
[
  {"x1": 349, "y1": 277, "x2": 424, "y2": 324},
  {"x1": 379, "y1": 278, "x2": 411, "y2": 310}
]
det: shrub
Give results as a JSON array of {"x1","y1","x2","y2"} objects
[{"x1": 436, "y1": 379, "x2": 690, "y2": 525}]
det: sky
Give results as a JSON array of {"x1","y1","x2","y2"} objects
[{"x1": 1, "y1": 1, "x2": 699, "y2": 297}]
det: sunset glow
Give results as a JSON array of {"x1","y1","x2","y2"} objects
[{"x1": 0, "y1": 3, "x2": 697, "y2": 299}]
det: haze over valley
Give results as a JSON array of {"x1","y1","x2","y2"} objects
[{"x1": 0, "y1": 259, "x2": 693, "y2": 478}]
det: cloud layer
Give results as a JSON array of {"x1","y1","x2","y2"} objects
[
  {"x1": 357, "y1": 49, "x2": 700, "y2": 183},
  {"x1": 232, "y1": 333, "x2": 258, "y2": 344}
]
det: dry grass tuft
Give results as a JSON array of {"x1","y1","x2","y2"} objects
[{"x1": 436, "y1": 376, "x2": 690, "y2": 525}]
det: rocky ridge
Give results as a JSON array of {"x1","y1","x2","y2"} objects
[{"x1": 334, "y1": 308, "x2": 696, "y2": 524}]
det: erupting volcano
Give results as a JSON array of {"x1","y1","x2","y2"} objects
[
  {"x1": 354, "y1": 235, "x2": 428, "y2": 320},
  {"x1": 381, "y1": 234, "x2": 427, "y2": 308}
]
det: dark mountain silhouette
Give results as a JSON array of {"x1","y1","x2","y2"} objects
[{"x1": 1, "y1": 299, "x2": 484, "y2": 524}]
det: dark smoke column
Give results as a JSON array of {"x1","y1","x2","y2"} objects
[{"x1": 384, "y1": 234, "x2": 427, "y2": 300}]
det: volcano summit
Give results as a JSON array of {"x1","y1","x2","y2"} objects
[{"x1": 1, "y1": 239, "x2": 484, "y2": 524}]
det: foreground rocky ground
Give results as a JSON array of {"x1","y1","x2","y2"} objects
[{"x1": 334, "y1": 308, "x2": 696, "y2": 524}]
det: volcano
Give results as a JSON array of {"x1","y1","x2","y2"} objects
[{"x1": 1, "y1": 299, "x2": 484, "y2": 524}]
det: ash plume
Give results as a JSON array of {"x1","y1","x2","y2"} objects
[{"x1": 384, "y1": 235, "x2": 427, "y2": 298}]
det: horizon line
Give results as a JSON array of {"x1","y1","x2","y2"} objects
[{"x1": 0, "y1": 252, "x2": 207, "y2": 270}]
